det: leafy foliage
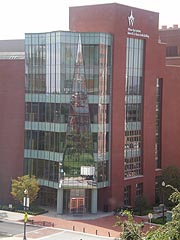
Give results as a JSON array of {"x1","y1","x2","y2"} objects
[
  {"x1": 135, "y1": 196, "x2": 148, "y2": 215},
  {"x1": 115, "y1": 210, "x2": 145, "y2": 240},
  {"x1": 157, "y1": 166, "x2": 180, "y2": 206},
  {"x1": 161, "y1": 166, "x2": 180, "y2": 188},
  {"x1": 146, "y1": 184, "x2": 180, "y2": 240},
  {"x1": 115, "y1": 184, "x2": 180, "y2": 240},
  {"x1": 11, "y1": 175, "x2": 39, "y2": 204},
  {"x1": 146, "y1": 220, "x2": 180, "y2": 240}
]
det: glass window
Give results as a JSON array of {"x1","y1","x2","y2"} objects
[
  {"x1": 24, "y1": 31, "x2": 113, "y2": 188},
  {"x1": 166, "y1": 46, "x2": 178, "y2": 57},
  {"x1": 39, "y1": 103, "x2": 45, "y2": 122},
  {"x1": 97, "y1": 161, "x2": 108, "y2": 182},
  {"x1": 83, "y1": 45, "x2": 99, "y2": 66},
  {"x1": 136, "y1": 183, "x2": 143, "y2": 198},
  {"x1": 124, "y1": 38, "x2": 144, "y2": 178},
  {"x1": 39, "y1": 131, "x2": 45, "y2": 150},
  {"x1": 25, "y1": 103, "x2": 31, "y2": 121},
  {"x1": 31, "y1": 103, "x2": 39, "y2": 121},
  {"x1": 61, "y1": 104, "x2": 69, "y2": 123},
  {"x1": 89, "y1": 104, "x2": 98, "y2": 123},
  {"x1": 24, "y1": 130, "x2": 31, "y2": 149},
  {"x1": 37, "y1": 159, "x2": 44, "y2": 178},
  {"x1": 126, "y1": 103, "x2": 141, "y2": 122},
  {"x1": 54, "y1": 103, "x2": 61, "y2": 123},
  {"x1": 124, "y1": 185, "x2": 131, "y2": 205},
  {"x1": 32, "y1": 131, "x2": 38, "y2": 150}
]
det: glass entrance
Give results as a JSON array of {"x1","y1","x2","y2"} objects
[
  {"x1": 63, "y1": 189, "x2": 91, "y2": 214},
  {"x1": 70, "y1": 197, "x2": 85, "y2": 214}
]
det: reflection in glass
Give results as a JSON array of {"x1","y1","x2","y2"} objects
[
  {"x1": 124, "y1": 38, "x2": 144, "y2": 178},
  {"x1": 24, "y1": 31, "x2": 112, "y2": 212},
  {"x1": 62, "y1": 35, "x2": 95, "y2": 189}
]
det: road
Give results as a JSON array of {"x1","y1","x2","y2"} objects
[{"x1": 0, "y1": 220, "x2": 41, "y2": 237}]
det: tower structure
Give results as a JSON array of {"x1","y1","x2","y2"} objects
[
  {"x1": 62, "y1": 35, "x2": 95, "y2": 213},
  {"x1": 25, "y1": 31, "x2": 112, "y2": 213}
]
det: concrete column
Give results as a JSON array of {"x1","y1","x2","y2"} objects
[
  {"x1": 57, "y1": 188, "x2": 63, "y2": 214},
  {"x1": 91, "y1": 189, "x2": 97, "y2": 213}
]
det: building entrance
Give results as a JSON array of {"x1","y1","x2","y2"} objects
[
  {"x1": 70, "y1": 197, "x2": 85, "y2": 214},
  {"x1": 63, "y1": 189, "x2": 91, "y2": 214}
]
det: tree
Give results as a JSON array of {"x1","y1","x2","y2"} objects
[
  {"x1": 115, "y1": 185, "x2": 180, "y2": 240},
  {"x1": 157, "y1": 166, "x2": 180, "y2": 205},
  {"x1": 11, "y1": 175, "x2": 39, "y2": 205},
  {"x1": 161, "y1": 166, "x2": 180, "y2": 189},
  {"x1": 115, "y1": 210, "x2": 145, "y2": 240},
  {"x1": 135, "y1": 196, "x2": 148, "y2": 216},
  {"x1": 146, "y1": 185, "x2": 180, "y2": 240}
]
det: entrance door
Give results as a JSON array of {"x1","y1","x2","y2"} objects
[{"x1": 70, "y1": 197, "x2": 85, "y2": 214}]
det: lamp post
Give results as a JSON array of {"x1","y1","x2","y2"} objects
[
  {"x1": 23, "y1": 189, "x2": 29, "y2": 240},
  {"x1": 162, "y1": 181, "x2": 166, "y2": 223}
]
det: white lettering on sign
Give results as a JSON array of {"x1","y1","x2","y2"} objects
[{"x1": 127, "y1": 27, "x2": 149, "y2": 39}]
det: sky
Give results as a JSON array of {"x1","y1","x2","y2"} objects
[{"x1": 0, "y1": 0, "x2": 179, "y2": 40}]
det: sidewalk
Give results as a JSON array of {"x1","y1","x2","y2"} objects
[
  {"x1": 0, "y1": 209, "x2": 156, "y2": 240},
  {"x1": 0, "y1": 210, "x2": 24, "y2": 221},
  {"x1": 27, "y1": 210, "x2": 154, "y2": 238},
  {"x1": 0, "y1": 209, "x2": 120, "y2": 239},
  {"x1": 28, "y1": 211, "x2": 120, "y2": 238}
]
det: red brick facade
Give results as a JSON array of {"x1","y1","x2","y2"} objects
[
  {"x1": 70, "y1": 3, "x2": 180, "y2": 210},
  {"x1": 0, "y1": 60, "x2": 24, "y2": 204},
  {"x1": 0, "y1": 3, "x2": 180, "y2": 211}
]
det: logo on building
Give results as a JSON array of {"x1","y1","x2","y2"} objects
[
  {"x1": 128, "y1": 10, "x2": 135, "y2": 26},
  {"x1": 127, "y1": 9, "x2": 149, "y2": 39}
]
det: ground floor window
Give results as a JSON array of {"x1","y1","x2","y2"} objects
[
  {"x1": 37, "y1": 187, "x2": 92, "y2": 213},
  {"x1": 124, "y1": 185, "x2": 131, "y2": 206},
  {"x1": 38, "y1": 186, "x2": 57, "y2": 207}
]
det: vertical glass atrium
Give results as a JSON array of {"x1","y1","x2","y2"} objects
[
  {"x1": 24, "y1": 31, "x2": 112, "y2": 213},
  {"x1": 124, "y1": 38, "x2": 144, "y2": 179}
]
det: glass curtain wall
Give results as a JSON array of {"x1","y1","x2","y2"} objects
[
  {"x1": 124, "y1": 38, "x2": 144, "y2": 178},
  {"x1": 24, "y1": 31, "x2": 112, "y2": 212}
]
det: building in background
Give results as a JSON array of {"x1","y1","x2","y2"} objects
[
  {"x1": 159, "y1": 24, "x2": 180, "y2": 66},
  {"x1": 0, "y1": 39, "x2": 24, "y2": 204},
  {"x1": 0, "y1": 39, "x2": 24, "y2": 60},
  {"x1": 159, "y1": 25, "x2": 180, "y2": 172}
]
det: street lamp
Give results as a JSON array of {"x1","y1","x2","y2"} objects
[
  {"x1": 162, "y1": 181, "x2": 166, "y2": 223},
  {"x1": 23, "y1": 189, "x2": 29, "y2": 240}
]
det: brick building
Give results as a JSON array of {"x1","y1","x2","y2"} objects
[{"x1": 1, "y1": 3, "x2": 180, "y2": 214}]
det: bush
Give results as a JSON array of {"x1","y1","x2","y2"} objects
[
  {"x1": 134, "y1": 196, "x2": 148, "y2": 216},
  {"x1": 152, "y1": 216, "x2": 166, "y2": 225},
  {"x1": 0, "y1": 205, "x2": 47, "y2": 215}
]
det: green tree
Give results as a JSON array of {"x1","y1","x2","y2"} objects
[
  {"x1": 11, "y1": 175, "x2": 39, "y2": 204},
  {"x1": 146, "y1": 185, "x2": 180, "y2": 240},
  {"x1": 161, "y1": 166, "x2": 180, "y2": 189},
  {"x1": 115, "y1": 210, "x2": 145, "y2": 240},
  {"x1": 135, "y1": 196, "x2": 148, "y2": 215},
  {"x1": 115, "y1": 185, "x2": 180, "y2": 240},
  {"x1": 157, "y1": 166, "x2": 180, "y2": 205}
]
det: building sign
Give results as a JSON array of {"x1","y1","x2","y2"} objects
[
  {"x1": 128, "y1": 10, "x2": 135, "y2": 26},
  {"x1": 127, "y1": 28, "x2": 149, "y2": 38},
  {"x1": 127, "y1": 10, "x2": 149, "y2": 39}
]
